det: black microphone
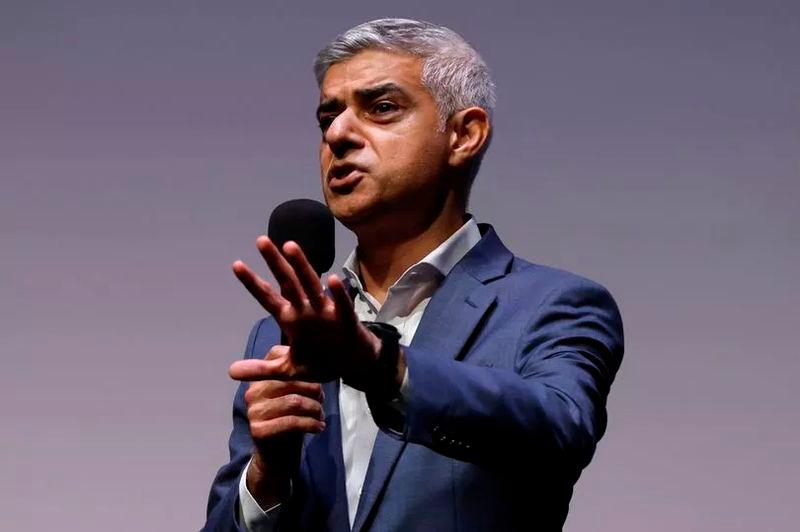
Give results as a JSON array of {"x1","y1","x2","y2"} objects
[
  {"x1": 262, "y1": 199, "x2": 335, "y2": 475},
  {"x1": 267, "y1": 198, "x2": 335, "y2": 277},
  {"x1": 268, "y1": 198, "x2": 336, "y2": 348}
]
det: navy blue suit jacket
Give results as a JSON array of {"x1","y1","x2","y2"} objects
[{"x1": 204, "y1": 225, "x2": 624, "y2": 531}]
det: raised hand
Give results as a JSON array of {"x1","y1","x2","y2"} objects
[
  {"x1": 228, "y1": 237, "x2": 382, "y2": 507},
  {"x1": 230, "y1": 236, "x2": 381, "y2": 383}
]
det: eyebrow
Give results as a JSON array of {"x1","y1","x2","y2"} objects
[
  {"x1": 355, "y1": 82, "x2": 406, "y2": 101},
  {"x1": 316, "y1": 82, "x2": 408, "y2": 118}
]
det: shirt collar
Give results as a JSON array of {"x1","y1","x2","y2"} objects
[{"x1": 341, "y1": 216, "x2": 481, "y2": 292}]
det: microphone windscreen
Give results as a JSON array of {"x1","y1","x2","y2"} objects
[{"x1": 267, "y1": 199, "x2": 335, "y2": 276}]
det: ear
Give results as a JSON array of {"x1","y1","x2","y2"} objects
[{"x1": 447, "y1": 107, "x2": 491, "y2": 169}]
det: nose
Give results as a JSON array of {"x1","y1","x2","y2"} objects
[{"x1": 323, "y1": 108, "x2": 365, "y2": 159}]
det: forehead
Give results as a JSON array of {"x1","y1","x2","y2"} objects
[{"x1": 319, "y1": 49, "x2": 425, "y2": 100}]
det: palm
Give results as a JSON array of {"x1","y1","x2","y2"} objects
[{"x1": 232, "y1": 236, "x2": 375, "y2": 382}]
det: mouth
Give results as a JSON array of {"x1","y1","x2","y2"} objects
[{"x1": 327, "y1": 163, "x2": 366, "y2": 193}]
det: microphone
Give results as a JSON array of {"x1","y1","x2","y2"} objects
[
  {"x1": 262, "y1": 199, "x2": 335, "y2": 476},
  {"x1": 267, "y1": 198, "x2": 336, "y2": 347},
  {"x1": 267, "y1": 198, "x2": 335, "y2": 277}
]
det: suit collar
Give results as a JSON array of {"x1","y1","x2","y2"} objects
[
  {"x1": 340, "y1": 216, "x2": 483, "y2": 296},
  {"x1": 342, "y1": 222, "x2": 512, "y2": 293},
  {"x1": 456, "y1": 223, "x2": 514, "y2": 283}
]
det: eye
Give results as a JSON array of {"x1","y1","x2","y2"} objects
[
  {"x1": 317, "y1": 114, "x2": 335, "y2": 131},
  {"x1": 371, "y1": 101, "x2": 399, "y2": 115}
]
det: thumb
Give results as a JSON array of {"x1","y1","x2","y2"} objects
[{"x1": 228, "y1": 358, "x2": 287, "y2": 381}]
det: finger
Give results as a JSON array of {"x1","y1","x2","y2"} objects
[
  {"x1": 244, "y1": 380, "x2": 324, "y2": 403},
  {"x1": 247, "y1": 394, "x2": 324, "y2": 422},
  {"x1": 229, "y1": 358, "x2": 291, "y2": 381},
  {"x1": 327, "y1": 274, "x2": 358, "y2": 327},
  {"x1": 283, "y1": 241, "x2": 325, "y2": 310},
  {"x1": 232, "y1": 260, "x2": 287, "y2": 316},
  {"x1": 263, "y1": 345, "x2": 318, "y2": 382},
  {"x1": 265, "y1": 344, "x2": 290, "y2": 361},
  {"x1": 250, "y1": 416, "x2": 326, "y2": 439},
  {"x1": 256, "y1": 236, "x2": 307, "y2": 309}
]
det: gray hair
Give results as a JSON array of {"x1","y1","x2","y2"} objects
[
  {"x1": 314, "y1": 18, "x2": 495, "y2": 124},
  {"x1": 314, "y1": 18, "x2": 496, "y2": 195}
]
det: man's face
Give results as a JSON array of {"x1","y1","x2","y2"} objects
[{"x1": 317, "y1": 49, "x2": 451, "y2": 230}]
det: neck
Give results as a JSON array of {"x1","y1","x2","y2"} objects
[{"x1": 354, "y1": 203, "x2": 466, "y2": 304}]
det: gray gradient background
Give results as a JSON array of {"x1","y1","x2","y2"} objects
[{"x1": 2, "y1": 1, "x2": 798, "y2": 530}]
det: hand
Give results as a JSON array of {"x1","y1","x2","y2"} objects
[
  {"x1": 231, "y1": 236, "x2": 381, "y2": 383},
  {"x1": 229, "y1": 345, "x2": 326, "y2": 508}
]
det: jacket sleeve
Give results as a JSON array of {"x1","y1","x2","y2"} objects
[
  {"x1": 202, "y1": 319, "x2": 266, "y2": 531},
  {"x1": 393, "y1": 277, "x2": 624, "y2": 482}
]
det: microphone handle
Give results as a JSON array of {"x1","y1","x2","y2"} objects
[{"x1": 265, "y1": 332, "x2": 302, "y2": 481}]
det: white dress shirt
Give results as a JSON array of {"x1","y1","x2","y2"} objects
[{"x1": 239, "y1": 217, "x2": 482, "y2": 531}]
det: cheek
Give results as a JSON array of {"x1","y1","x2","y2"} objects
[
  {"x1": 401, "y1": 136, "x2": 448, "y2": 180},
  {"x1": 381, "y1": 128, "x2": 445, "y2": 171},
  {"x1": 319, "y1": 146, "x2": 331, "y2": 172}
]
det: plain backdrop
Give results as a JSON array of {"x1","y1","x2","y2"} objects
[{"x1": 2, "y1": 1, "x2": 798, "y2": 530}]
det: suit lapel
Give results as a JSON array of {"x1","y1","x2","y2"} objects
[
  {"x1": 350, "y1": 430, "x2": 406, "y2": 532},
  {"x1": 351, "y1": 225, "x2": 513, "y2": 531},
  {"x1": 410, "y1": 271, "x2": 498, "y2": 362},
  {"x1": 302, "y1": 379, "x2": 350, "y2": 531}
]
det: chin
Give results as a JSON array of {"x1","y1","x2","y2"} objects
[
  {"x1": 327, "y1": 196, "x2": 381, "y2": 230},
  {"x1": 330, "y1": 206, "x2": 375, "y2": 230}
]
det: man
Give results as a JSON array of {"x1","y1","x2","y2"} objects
[{"x1": 204, "y1": 18, "x2": 623, "y2": 532}]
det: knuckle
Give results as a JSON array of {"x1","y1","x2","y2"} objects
[
  {"x1": 285, "y1": 393, "x2": 303, "y2": 409},
  {"x1": 278, "y1": 305, "x2": 295, "y2": 321},
  {"x1": 243, "y1": 382, "x2": 265, "y2": 404},
  {"x1": 266, "y1": 345, "x2": 287, "y2": 360},
  {"x1": 243, "y1": 386, "x2": 255, "y2": 405},
  {"x1": 250, "y1": 421, "x2": 268, "y2": 440},
  {"x1": 246, "y1": 403, "x2": 261, "y2": 421}
]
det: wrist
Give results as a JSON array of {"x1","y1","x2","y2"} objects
[
  {"x1": 246, "y1": 451, "x2": 291, "y2": 508},
  {"x1": 395, "y1": 348, "x2": 406, "y2": 388},
  {"x1": 344, "y1": 321, "x2": 403, "y2": 398}
]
